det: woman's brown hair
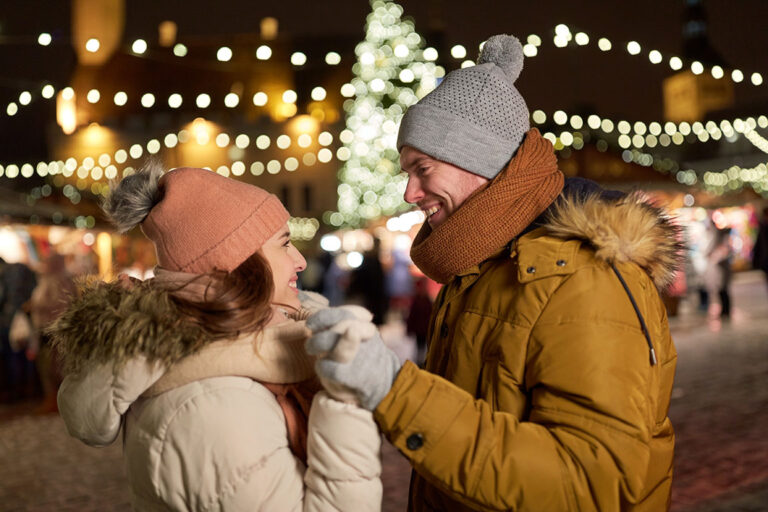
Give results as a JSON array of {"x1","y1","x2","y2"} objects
[{"x1": 170, "y1": 251, "x2": 276, "y2": 340}]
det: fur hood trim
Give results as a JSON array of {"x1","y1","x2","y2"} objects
[
  {"x1": 49, "y1": 278, "x2": 208, "y2": 375},
  {"x1": 544, "y1": 193, "x2": 682, "y2": 289}
]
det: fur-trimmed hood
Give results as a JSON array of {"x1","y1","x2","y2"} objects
[
  {"x1": 49, "y1": 279, "x2": 208, "y2": 375},
  {"x1": 49, "y1": 279, "x2": 328, "y2": 376},
  {"x1": 543, "y1": 192, "x2": 682, "y2": 289}
]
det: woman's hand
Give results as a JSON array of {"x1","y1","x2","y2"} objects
[{"x1": 306, "y1": 306, "x2": 401, "y2": 410}]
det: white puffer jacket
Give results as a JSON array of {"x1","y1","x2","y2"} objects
[{"x1": 54, "y1": 285, "x2": 382, "y2": 511}]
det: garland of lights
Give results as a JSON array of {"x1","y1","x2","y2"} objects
[
  {"x1": 4, "y1": 13, "x2": 768, "y2": 223},
  {"x1": 7, "y1": 22, "x2": 765, "y2": 122},
  {"x1": 4, "y1": 108, "x2": 768, "y2": 204}
]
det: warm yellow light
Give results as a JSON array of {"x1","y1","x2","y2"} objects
[
  {"x1": 224, "y1": 93, "x2": 239, "y2": 107},
  {"x1": 96, "y1": 232, "x2": 113, "y2": 279},
  {"x1": 450, "y1": 45, "x2": 466, "y2": 59},
  {"x1": 282, "y1": 90, "x2": 297, "y2": 103},
  {"x1": 217, "y1": 46, "x2": 232, "y2": 62},
  {"x1": 253, "y1": 91, "x2": 268, "y2": 106},
  {"x1": 626, "y1": 41, "x2": 641, "y2": 55},
  {"x1": 311, "y1": 87, "x2": 327, "y2": 101},
  {"x1": 85, "y1": 38, "x2": 100, "y2": 52},
  {"x1": 132, "y1": 39, "x2": 147, "y2": 54},
  {"x1": 256, "y1": 45, "x2": 272, "y2": 60},
  {"x1": 168, "y1": 93, "x2": 183, "y2": 108},
  {"x1": 38, "y1": 33, "x2": 52, "y2": 46},
  {"x1": 196, "y1": 94, "x2": 211, "y2": 108},
  {"x1": 290, "y1": 114, "x2": 318, "y2": 135},
  {"x1": 260, "y1": 17, "x2": 278, "y2": 40},
  {"x1": 56, "y1": 89, "x2": 77, "y2": 134},
  {"x1": 158, "y1": 21, "x2": 177, "y2": 47},
  {"x1": 83, "y1": 123, "x2": 110, "y2": 145}
]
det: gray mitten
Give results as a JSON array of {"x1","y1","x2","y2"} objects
[
  {"x1": 306, "y1": 306, "x2": 401, "y2": 411},
  {"x1": 297, "y1": 290, "x2": 330, "y2": 315}
]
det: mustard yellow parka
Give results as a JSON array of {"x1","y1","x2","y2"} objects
[{"x1": 375, "y1": 193, "x2": 679, "y2": 511}]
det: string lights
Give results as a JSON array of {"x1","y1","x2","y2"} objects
[{"x1": 4, "y1": 16, "x2": 768, "y2": 220}]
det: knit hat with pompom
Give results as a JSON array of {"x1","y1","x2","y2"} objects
[
  {"x1": 102, "y1": 162, "x2": 289, "y2": 274},
  {"x1": 397, "y1": 34, "x2": 530, "y2": 179}
]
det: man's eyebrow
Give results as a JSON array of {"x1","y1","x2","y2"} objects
[{"x1": 404, "y1": 155, "x2": 432, "y2": 168}]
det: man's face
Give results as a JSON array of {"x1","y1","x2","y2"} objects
[{"x1": 400, "y1": 146, "x2": 490, "y2": 228}]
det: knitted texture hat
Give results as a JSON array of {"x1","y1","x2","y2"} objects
[
  {"x1": 397, "y1": 34, "x2": 530, "y2": 179},
  {"x1": 104, "y1": 164, "x2": 289, "y2": 274}
]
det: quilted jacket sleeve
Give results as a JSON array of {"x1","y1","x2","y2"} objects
[
  {"x1": 304, "y1": 392, "x2": 383, "y2": 512},
  {"x1": 375, "y1": 266, "x2": 673, "y2": 511}
]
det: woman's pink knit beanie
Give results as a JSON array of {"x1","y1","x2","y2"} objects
[{"x1": 106, "y1": 165, "x2": 289, "y2": 274}]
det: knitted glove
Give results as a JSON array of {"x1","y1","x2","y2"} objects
[
  {"x1": 306, "y1": 306, "x2": 402, "y2": 411},
  {"x1": 297, "y1": 290, "x2": 330, "y2": 315}
]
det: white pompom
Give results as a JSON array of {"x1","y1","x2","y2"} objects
[{"x1": 477, "y1": 34, "x2": 524, "y2": 83}]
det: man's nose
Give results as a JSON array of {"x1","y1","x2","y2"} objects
[{"x1": 403, "y1": 176, "x2": 424, "y2": 204}]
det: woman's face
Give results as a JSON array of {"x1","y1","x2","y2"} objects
[{"x1": 261, "y1": 224, "x2": 306, "y2": 311}]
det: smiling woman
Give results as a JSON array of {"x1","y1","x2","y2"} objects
[{"x1": 50, "y1": 162, "x2": 383, "y2": 511}]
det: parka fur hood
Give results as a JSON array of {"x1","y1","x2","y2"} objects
[
  {"x1": 544, "y1": 191, "x2": 682, "y2": 290},
  {"x1": 49, "y1": 279, "x2": 208, "y2": 375}
]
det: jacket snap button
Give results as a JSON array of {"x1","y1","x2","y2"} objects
[
  {"x1": 556, "y1": 260, "x2": 567, "y2": 267},
  {"x1": 440, "y1": 323, "x2": 449, "y2": 337},
  {"x1": 526, "y1": 266, "x2": 536, "y2": 274},
  {"x1": 406, "y1": 433, "x2": 424, "y2": 450}
]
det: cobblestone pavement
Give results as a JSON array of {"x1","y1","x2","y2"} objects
[{"x1": 1, "y1": 273, "x2": 766, "y2": 511}]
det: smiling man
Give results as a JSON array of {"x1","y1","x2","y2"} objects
[{"x1": 307, "y1": 34, "x2": 679, "y2": 511}]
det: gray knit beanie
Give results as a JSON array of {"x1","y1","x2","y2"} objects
[{"x1": 397, "y1": 34, "x2": 530, "y2": 179}]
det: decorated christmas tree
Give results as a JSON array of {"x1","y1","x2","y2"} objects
[{"x1": 325, "y1": 0, "x2": 444, "y2": 228}]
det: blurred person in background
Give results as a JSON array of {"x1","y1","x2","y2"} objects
[
  {"x1": 753, "y1": 206, "x2": 768, "y2": 296},
  {"x1": 705, "y1": 224, "x2": 733, "y2": 318},
  {"x1": 0, "y1": 256, "x2": 37, "y2": 402},
  {"x1": 26, "y1": 252, "x2": 77, "y2": 413},
  {"x1": 347, "y1": 237, "x2": 389, "y2": 325},
  {"x1": 52, "y1": 164, "x2": 382, "y2": 511},
  {"x1": 386, "y1": 247, "x2": 415, "y2": 320},
  {"x1": 405, "y1": 277, "x2": 432, "y2": 366}
]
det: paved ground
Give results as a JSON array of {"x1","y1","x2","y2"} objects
[{"x1": 1, "y1": 272, "x2": 766, "y2": 511}]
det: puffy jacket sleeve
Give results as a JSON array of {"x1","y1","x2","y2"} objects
[
  {"x1": 58, "y1": 358, "x2": 166, "y2": 447},
  {"x1": 375, "y1": 267, "x2": 669, "y2": 511},
  {"x1": 304, "y1": 392, "x2": 383, "y2": 511}
]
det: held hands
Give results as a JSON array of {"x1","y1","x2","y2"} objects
[{"x1": 306, "y1": 306, "x2": 401, "y2": 411}]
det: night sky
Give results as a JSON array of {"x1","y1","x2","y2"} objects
[{"x1": 2, "y1": 0, "x2": 768, "y2": 164}]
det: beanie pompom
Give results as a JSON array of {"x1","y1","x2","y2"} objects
[
  {"x1": 477, "y1": 34, "x2": 524, "y2": 83},
  {"x1": 102, "y1": 160, "x2": 164, "y2": 233}
]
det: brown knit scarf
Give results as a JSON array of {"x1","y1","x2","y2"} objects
[{"x1": 410, "y1": 128, "x2": 564, "y2": 283}]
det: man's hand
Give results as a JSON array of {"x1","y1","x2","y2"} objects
[{"x1": 306, "y1": 307, "x2": 401, "y2": 411}]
